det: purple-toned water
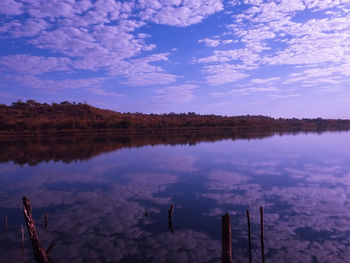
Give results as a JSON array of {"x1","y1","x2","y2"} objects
[{"x1": 1, "y1": 131, "x2": 350, "y2": 262}]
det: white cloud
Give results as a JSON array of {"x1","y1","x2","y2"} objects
[
  {"x1": 198, "y1": 38, "x2": 220, "y2": 47},
  {"x1": 195, "y1": 48, "x2": 260, "y2": 68},
  {"x1": 1, "y1": 0, "x2": 350, "y2": 96},
  {"x1": 138, "y1": 0, "x2": 224, "y2": 27},
  {"x1": 8, "y1": 75, "x2": 104, "y2": 90},
  {"x1": 0, "y1": 0, "x2": 226, "y2": 93},
  {"x1": 251, "y1": 77, "x2": 280, "y2": 84},
  {"x1": 88, "y1": 87, "x2": 124, "y2": 98},
  {"x1": 212, "y1": 86, "x2": 277, "y2": 97},
  {"x1": 0, "y1": 55, "x2": 71, "y2": 75},
  {"x1": 0, "y1": 0, "x2": 23, "y2": 15},
  {"x1": 283, "y1": 64, "x2": 350, "y2": 85},
  {"x1": 124, "y1": 72, "x2": 179, "y2": 86},
  {"x1": 222, "y1": 39, "x2": 234, "y2": 44},
  {"x1": 202, "y1": 64, "x2": 249, "y2": 85},
  {"x1": 114, "y1": 53, "x2": 179, "y2": 86},
  {"x1": 194, "y1": 0, "x2": 350, "y2": 89},
  {"x1": 154, "y1": 84, "x2": 198, "y2": 103}
]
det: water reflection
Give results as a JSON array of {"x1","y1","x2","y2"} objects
[
  {"x1": 0, "y1": 131, "x2": 350, "y2": 262},
  {"x1": 0, "y1": 130, "x2": 303, "y2": 166}
]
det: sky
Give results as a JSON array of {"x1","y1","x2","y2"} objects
[{"x1": 0, "y1": 0, "x2": 350, "y2": 118}]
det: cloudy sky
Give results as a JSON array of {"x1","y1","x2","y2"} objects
[{"x1": 0, "y1": 0, "x2": 349, "y2": 118}]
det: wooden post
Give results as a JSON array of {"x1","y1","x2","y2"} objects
[
  {"x1": 260, "y1": 206, "x2": 265, "y2": 263},
  {"x1": 221, "y1": 213, "x2": 233, "y2": 263},
  {"x1": 22, "y1": 196, "x2": 49, "y2": 263},
  {"x1": 168, "y1": 204, "x2": 174, "y2": 234},
  {"x1": 247, "y1": 210, "x2": 252, "y2": 263}
]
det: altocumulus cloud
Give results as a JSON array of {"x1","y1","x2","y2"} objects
[{"x1": 0, "y1": 0, "x2": 222, "y2": 95}]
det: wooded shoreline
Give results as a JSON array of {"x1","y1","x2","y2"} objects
[{"x1": 1, "y1": 100, "x2": 350, "y2": 135}]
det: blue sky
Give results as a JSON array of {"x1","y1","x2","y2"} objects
[{"x1": 0, "y1": 0, "x2": 350, "y2": 118}]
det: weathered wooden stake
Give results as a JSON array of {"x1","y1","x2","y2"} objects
[
  {"x1": 221, "y1": 213, "x2": 233, "y2": 263},
  {"x1": 22, "y1": 196, "x2": 49, "y2": 263},
  {"x1": 44, "y1": 213, "x2": 48, "y2": 228},
  {"x1": 260, "y1": 206, "x2": 265, "y2": 263},
  {"x1": 168, "y1": 204, "x2": 174, "y2": 234},
  {"x1": 247, "y1": 210, "x2": 252, "y2": 263}
]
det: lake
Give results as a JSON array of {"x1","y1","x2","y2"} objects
[{"x1": 1, "y1": 130, "x2": 350, "y2": 263}]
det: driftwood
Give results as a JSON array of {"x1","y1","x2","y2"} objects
[
  {"x1": 221, "y1": 213, "x2": 233, "y2": 263},
  {"x1": 22, "y1": 196, "x2": 49, "y2": 263},
  {"x1": 247, "y1": 210, "x2": 252, "y2": 263},
  {"x1": 168, "y1": 204, "x2": 174, "y2": 234},
  {"x1": 260, "y1": 206, "x2": 265, "y2": 263}
]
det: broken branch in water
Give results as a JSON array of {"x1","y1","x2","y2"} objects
[{"x1": 22, "y1": 196, "x2": 49, "y2": 263}]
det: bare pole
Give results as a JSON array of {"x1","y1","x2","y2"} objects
[
  {"x1": 168, "y1": 204, "x2": 174, "y2": 234},
  {"x1": 260, "y1": 206, "x2": 265, "y2": 263},
  {"x1": 22, "y1": 196, "x2": 49, "y2": 263},
  {"x1": 247, "y1": 210, "x2": 252, "y2": 263},
  {"x1": 221, "y1": 213, "x2": 233, "y2": 263}
]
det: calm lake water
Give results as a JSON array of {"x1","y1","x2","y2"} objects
[{"x1": 1, "y1": 130, "x2": 350, "y2": 263}]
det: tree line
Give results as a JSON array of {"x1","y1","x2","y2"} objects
[{"x1": 1, "y1": 100, "x2": 350, "y2": 134}]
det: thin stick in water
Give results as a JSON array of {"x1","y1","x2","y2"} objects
[
  {"x1": 247, "y1": 210, "x2": 252, "y2": 263},
  {"x1": 260, "y1": 206, "x2": 265, "y2": 263},
  {"x1": 168, "y1": 204, "x2": 174, "y2": 234},
  {"x1": 221, "y1": 213, "x2": 233, "y2": 263}
]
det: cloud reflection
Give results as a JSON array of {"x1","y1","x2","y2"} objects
[
  {"x1": 200, "y1": 156, "x2": 350, "y2": 262},
  {"x1": 1, "y1": 132, "x2": 350, "y2": 262}
]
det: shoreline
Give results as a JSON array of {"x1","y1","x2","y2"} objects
[{"x1": 0, "y1": 126, "x2": 349, "y2": 138}]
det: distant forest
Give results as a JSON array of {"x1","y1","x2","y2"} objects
[{"x1": 1, "y1": 100, "x2": 350, "y2": 135}]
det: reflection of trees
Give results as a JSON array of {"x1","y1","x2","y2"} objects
[
  {"x1": 0, "y1": 130, "x2": 276, "y2": 166},
  {"x1": 0, "y1": 129, "x2": 345, "y2": 166}
]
